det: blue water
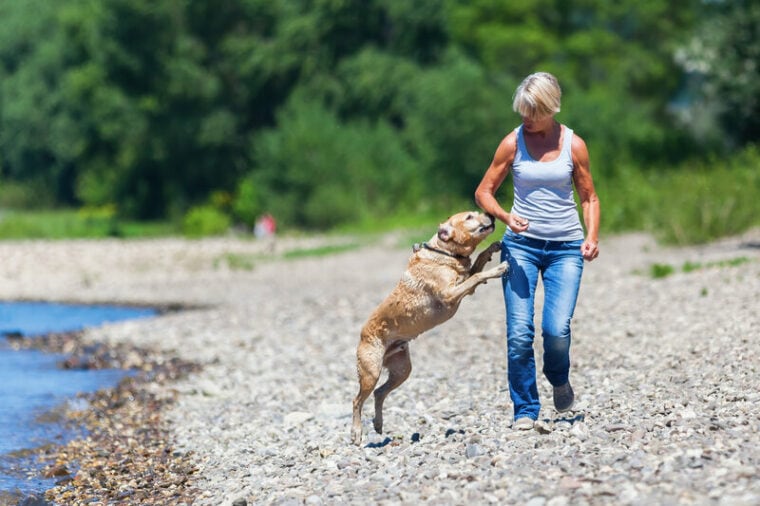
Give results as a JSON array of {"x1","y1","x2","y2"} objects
[
  {"x1": 0, "y1": 302, "x2": 156, "y2": 337},
  {"x1": 0, "y1": 301, "x2": 157, "y2": 495}
]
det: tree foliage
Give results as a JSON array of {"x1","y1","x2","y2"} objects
[
  {"x1": 0, "y1": 0, "x2": 755, "y2": 231},
  {"x1": 447, "y1": 0, "x2": 702, "y2": 167},
  {"x1": 676, "y1": 0, "x2": 760, "y2": 147},
  {"x1": 249, "y1": 96, "x2": 421, "y2": 229}
]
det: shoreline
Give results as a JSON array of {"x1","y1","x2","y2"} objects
[{"x1": 3, "y1": 330, "x2": 202, "y2": 505}]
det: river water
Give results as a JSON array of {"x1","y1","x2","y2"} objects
[{"x1": 0, "y1": 301, "x2": 156, "y2": 496}]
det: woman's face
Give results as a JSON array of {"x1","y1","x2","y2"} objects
[{"x1": 521, "y1": 113, "x2": 554, "y2": 133}]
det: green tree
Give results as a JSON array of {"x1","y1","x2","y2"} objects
[
  {"x1": 250, "y1": 97, "x2": 420, "y2": 229},
  {"x1": 58, "y1": 0, "x2": 244, "y2": 219},
  {"x1": 446, "y1": 0, "x2": 701, "y2": 170},
  {"x1": 0, "y1": 0, "x2": 72, "y2": 202},
  {"x1": 677, "y1": 0, "x2": 760, "y2": 147},
  {"x1": 402, "y1": 51, "x2": 515, "y2": 198},
  {"x1": 1, "y1": 0, "x2": 728, "y2": 234},
  {"x1": 0, "y1": 0, "x2": 245, "y2": 218}
]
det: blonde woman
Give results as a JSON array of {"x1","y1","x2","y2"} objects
[{"x1": 475, "y1": 72, "x2": 600, "y2": 430}]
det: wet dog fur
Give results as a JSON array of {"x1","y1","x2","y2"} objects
[{"x1": 351, "y1": 211, "x2": 507, "y2": 445}]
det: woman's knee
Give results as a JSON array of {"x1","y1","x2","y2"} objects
[
  {"x1": 507, "y1": 329, "x2": 534, "y2": 356},
  {"x1": 542, "y1": 314, "x2": 572, "y2": 340}
]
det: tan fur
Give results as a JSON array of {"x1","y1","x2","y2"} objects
[{"x1": 351, "y1": 211, "x2": 507, "y2": 445}]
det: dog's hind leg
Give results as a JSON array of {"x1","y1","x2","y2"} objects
[
  {"x1": 352, "y1": 337, "x2": 384, "y2": 445},
  {"x1": 373, "y1": 341, "x2": 412, "y2": 435}
]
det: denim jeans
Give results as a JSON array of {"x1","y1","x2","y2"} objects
[{"x1": 501, "y1": 230, "x2": 584, "y2": 420}]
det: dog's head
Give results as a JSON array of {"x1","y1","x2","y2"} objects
[{"x1": 433, "y1": 211, "x2": 496, "y2": 257}]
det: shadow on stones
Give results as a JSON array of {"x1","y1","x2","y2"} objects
[
  {"x1": 552, "y1": 412, "x2": 585, "y2": 424},
  {"x1": 365, "y1": 437, "x2": 392, "y2": 448}
]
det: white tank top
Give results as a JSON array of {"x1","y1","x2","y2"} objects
[{"x1": 510, "y1": 124, "x2": 584, "y2": 241}]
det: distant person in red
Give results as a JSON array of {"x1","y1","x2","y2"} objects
[{"x1": 254, "y1": 213, "x2": 276, "y2": 239}]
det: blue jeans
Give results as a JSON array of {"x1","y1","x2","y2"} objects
[{"x1": 501, "y1": 231, "x2": 584, "y2": 420}]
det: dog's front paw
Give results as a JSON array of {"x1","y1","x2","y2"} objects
[
  {"x1": 485, "y1": 241, "x2": 502, "y2": 256},
  {"x1": 480, "y1": 261, "x2": 508, "y2": 279}
]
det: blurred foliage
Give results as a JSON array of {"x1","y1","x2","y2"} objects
[
  {"x1": 182, "y1": 204, "x2": 231, "y2": 237},
  {"x1": 652, "y1": 146, "x2": 760, "y2": 244},
  {"x1": 0, "y1": 209, "x2": 173, "y2": 239},
  {"x1": 675, "y1": 0, "x2": 760, "y2": 148},
  {"x1": 597, "y1": 145, "x2": 760, "y2": 245},
  {"x1": 447, "y1": 0, "x2": 703, "y2": 169},
  {"x1": 0, "y1": 0, "x2": 758, "y2": 242},
  {"x1": 248, "y1": 96, "x2": 421, "y2": 229}
]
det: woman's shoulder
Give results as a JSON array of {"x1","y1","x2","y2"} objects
[
  {"x1": 500, "y1": 130, "x2": 519, "y2": 159},
  {"x1": 502, "y1": 127, "x2": 520, "y2": 148},
  {"x1": 563, "y1": 126, "x2": 587, "y2": 152},
  {"x1": 567, "y1": 128, "x2": 590, "y2": 167},
  {"x1": 489, "y1": 129, "x2": 519, "y2": 168},
  {"x1": 570, "y1": 132, "x2": 588, "y2": 153}
]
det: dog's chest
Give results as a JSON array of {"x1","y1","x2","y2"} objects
[
  {"x1": 399, "y1": 268, "x2": 464, "y2": 315},
  {"x1": 401, "y1": 265, "x2": 464, "y2": 293}
]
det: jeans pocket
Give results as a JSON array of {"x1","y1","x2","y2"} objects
[
  {"x1": 563, "y1": 239, "x2": 584, "y2": 251},
  {"x1": 504, "y1": 230, "x2": 526, "y2": 243}
]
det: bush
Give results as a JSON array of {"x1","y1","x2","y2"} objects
[
  {"x1": 250, "y1": 97, "x2": 421, "y2": 230},
  {"x1": 652, "y1": 146, "x2": 760, "y2": 244},
  {"x1": 182, "y1": 205, "x2": 231, "y2": 237},
  {"x1": 231, "y1": 178, "x2": 261, "y2": 227},
  {"x1": 596, "y1": 144, "x2": 760, "y2": 244},
  {"x1": 0, "y1": 179, "x2": 56, "y2": 209}
]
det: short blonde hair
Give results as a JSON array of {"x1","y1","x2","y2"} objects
[{"x1": 512, "y1": 72, "x2": 562, "y2": 119}]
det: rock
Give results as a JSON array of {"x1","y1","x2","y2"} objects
[
  {"x1": 43, "y1": 464, "x2": 70, "y2": 478},
  {"x1": 465, "y1": 444, "x2": 485, "y2": 459},
  {"x1": 534, "y1": 420, "x2": 553, "y2": 434},
  {"x1": 283, "y1": 411, "x2": 314, "y2": 427},
  {"x1": 569, "y1": 422, "x2": 589, "y2": 440}
]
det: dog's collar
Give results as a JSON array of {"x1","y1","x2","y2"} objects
[{"x1": 413, "y1": 242, "x2": 469, "y2": 260}]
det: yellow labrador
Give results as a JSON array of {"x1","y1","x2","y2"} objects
[{"x1": 351, "y1": 211, "x2": 507, "y2": 445}]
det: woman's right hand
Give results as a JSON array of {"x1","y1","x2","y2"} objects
[{"x1": 507, "y1": 213, "x2": 529, "y2": 234}]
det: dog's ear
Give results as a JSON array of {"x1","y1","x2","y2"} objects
[{"x1": 438, "y1": 223, "x2": 453, "y2": 242}]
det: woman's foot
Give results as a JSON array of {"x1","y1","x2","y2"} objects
[
  {"x1": 513, "y1": 417, "x2": 535, "y2": 430},
  {"x1": 553, "y1": 382, "x2": 575, "y2": 412}
]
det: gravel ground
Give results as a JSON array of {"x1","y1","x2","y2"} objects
[{"x1": 1, "y1": 228, "x2": 758, "y2": 505}]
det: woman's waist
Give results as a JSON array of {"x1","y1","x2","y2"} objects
[{"x1": 504, "y1": 222, "x2": 584, "y2": 244}]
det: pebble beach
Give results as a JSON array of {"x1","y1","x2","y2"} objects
[{"x1": 0, "y1": 228, "x2": 758, "y2": 505}]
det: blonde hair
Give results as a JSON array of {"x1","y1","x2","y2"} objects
[{"x1": 512, "y1": 72, "x2": 562, "y2": 119}]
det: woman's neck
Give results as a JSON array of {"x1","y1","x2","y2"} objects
[{"x1": 523, "y1": 119, "x2": 558, "y2": 138}]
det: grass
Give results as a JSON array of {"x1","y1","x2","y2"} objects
[
  {"x1": 213, "y1": 242, "x2": 364, "y2": 271},
  {"x1": 650, "y1": 263, "x2": 676, "y2": 279},
  {"x1": 0, "y1": 209, "x2": 176, "y2": 239},
  {"x1": 282, "y1": 243, "x2": 361, "y2": 259},
  {"x1": 597, "y1": 144, "x2": 760, "y2": 245},
  {"x1": 647, "y1": 256, "x2": 752, "y2": 279},
  {"x1": 215, "y1": 253, "x2": 258, "y2": 271}
]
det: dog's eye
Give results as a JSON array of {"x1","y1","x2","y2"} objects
[{"x1": 465, "y1": 214, "x2": 474, "y2": 221}]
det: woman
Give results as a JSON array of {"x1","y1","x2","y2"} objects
[{"x1": 475, "y1": 72, "x2": 600, "y2": 430}]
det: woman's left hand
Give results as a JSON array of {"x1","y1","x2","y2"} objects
[{"x1": 581, "y1": 239, "x2": 599, "y2": 261}]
